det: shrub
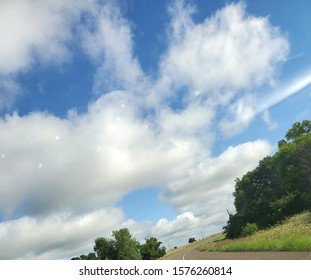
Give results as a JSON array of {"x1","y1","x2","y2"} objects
[{"x1": 241, "y1": 223, "x2": 258, "y2": 237}]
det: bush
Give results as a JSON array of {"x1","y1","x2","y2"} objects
[
  {"x1": 241, "y1": 223, "x2": 258, "y2": 237},
  {"x1": 188, "y1": 237, "x2": 196, "y2": 243}
]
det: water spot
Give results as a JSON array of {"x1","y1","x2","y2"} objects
[
  {"x1": 144, "y1": 123, "x2": 149, "y2": 129},
  {"x1": 55, "y1": 135, "x2": 60, "y2": 141},
  {"x1": 1, "y1": 154, "x2": 5, "y2": 159},
  {"x1": 198, "y1": 162, "x2": 205, "y2": 170},
  {"x1": 38, "y1": 162, "x2": 43, "y2": 169},
  {"x1": 97, "y1": 145, "x2": 104, "y2": 152},
  {"x1": 194, "y1": 90, "x2": 201, "y2": 96},
  {"x1": 121, "y1": 104, "x2": 125, "y2": 109}
]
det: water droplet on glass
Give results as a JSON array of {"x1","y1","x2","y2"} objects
[
  {"x1": 38, "y1": 162, "x2": 43, "y2": 169},
  {"x1": 145, "y1": 123, "x2": 149, "y2": 129},
  {"x1": 97, "y1": 145, "x2": 104, "y2": 152},
  {"x1": 194, "y1": 90, "x2": 201, "y2": 96},
  {"x1": 55, "y1": 135, "x2": 60, "y2": 141}
]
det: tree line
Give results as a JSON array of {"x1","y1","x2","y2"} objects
[
  {"x1": 223, "y1": 120, "x2": 311, "y2": 238},
  {"x1": 71, "y1": 228, "x2": 166, "y2": 260}
]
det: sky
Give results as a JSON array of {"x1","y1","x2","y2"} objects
[{"x1": 0, "y1": 0, "x2": 310, "y2": 259}]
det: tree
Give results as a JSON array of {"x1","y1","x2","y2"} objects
[
  {"x1": 71, "y1": 253, "x2": 98, "y2": 260},
  {"x1": 112, "y1": 228, "x2": 141, "y2": 260},
  {"x1": 73, "y1": 228, "x2": 141, "y2": 260},
  {"x1": 94, "y1": 237, "x2": 116, "y2": 260},
  {"x1": 140, "y1": 237, "x2": 166, "y2": 260},
  {"x1": 94, "y1": 228, "x2": 141, "y2": 260},
  {"x1": 188, "y1": 237, "x2": 196, "y2": 243},
  {"x1": 224, "y1": 120, "x2": 311, "y2": 238},
  {"x1": 285, "y1": 120, "x2": 311, "y2": 142}
]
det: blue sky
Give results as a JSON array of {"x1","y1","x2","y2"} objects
[{"x1": 0, "y1": 0, "x2": 310, "y2": 259}]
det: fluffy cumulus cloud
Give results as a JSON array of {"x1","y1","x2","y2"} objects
[
  {"x1": 0, "y1": 0, "x2": 93, "y2": 110},
  {"x1": 160, "y1": 1, "x2": 289, "y2": 94},
  {"x1": 156, "y1": 0, "x2": 289, "y2": 134},
  {"x1": 0, "y1": 93, "x2": 198, "y2": 219},
  {"x1": 162, "y1": 140, "x2": 273, "y2": 217},
  {"x1": 0, "y1": 0, "x2": 290, "y2": 259},
  {"x1": 0, "y1": 0, "x2": 91, "y2": 74},
  {"x1": 0, "y1": 208, "x2": 123, "y2": 259}
]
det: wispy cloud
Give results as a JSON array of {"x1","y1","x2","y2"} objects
[
  {"x1": 157, "y1": 1, "x2": 289, "y2": 100},
  {"x1": 262, "y1": 110, "x2": 278, "y2": 130},
  {"x1": 80, "y1": 1, "x2": 145, "y2": 94},
  {"x1": 0, "y1": 0, "x2": 94, "y2": 109}
]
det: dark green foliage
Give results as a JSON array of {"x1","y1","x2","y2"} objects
[
  {"x1": 71, "y1": 252, "x2": 98, "y2": 260},
  {"x1": 188, "y1": 237, "x2": 196, "y2": 243},
  {"x1": 285, "y1": 120, "x2": 311, "y2": 141},
  {"x1": 71, "y1": 228, "x2": 165, "y2": 260},
  {"x1": 224, "y1": 120, "x2": 311, "y2": 238},
  {"x1": 94, "y1": 228, "x2": 141, "y2": 260},
  {"x1": 94, "y1": 237, "x2": 117, "y2": 260},
  {"x1": 223, "y1": 212, "x2": 244, "y2": 239},
  {"x1": 140, "y1": 237, "x2": 166, "y2": 260}
]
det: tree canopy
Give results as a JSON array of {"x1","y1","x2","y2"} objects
[
  {"x1": 224, "y1": 120, "x2": 311, "y2": 239},
  {"x1": 140, "y1": 237, "x2": 166, "y2": 260},
  {"x1": 71, "y1": 228, "x2": 166, "y2": 260}
]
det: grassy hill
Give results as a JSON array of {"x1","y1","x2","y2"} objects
[
  {"x1": 160, "y1": 233, "x2": 225, "y2": 259},
  {"x1": 199, "y1": 211, "x2": 311, "y2": 252}
]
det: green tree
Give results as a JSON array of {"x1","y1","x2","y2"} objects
[
  {"x1": 224, "y1": 120, "x2": 311, "y2": 239},
  {"x1": 112, "y1": 228, "x2": 141, "y2": 260},
  {"x1": 140, "y1": 237, "x2": 166, "y2": 260},
  {"x1": 72, "y1": 228, "x2": 143, "y2": 260},
  {"x1": 94, "y1": 237, "x2": 116, "y2": 260},
  {"x1": 71, "y1": 252, "x2": 98, "y2": 260},
  {"x1": 188, "y1": 237, "x2": 196, "y2": 243},
  {"x1": 223, "y1": 212, "x2": 244, "y2": 239},
  {"x1": 285, "y1": 120, "x2": 311, "y2": 141},
  {"x1": 94, "y1": 228, "x2": 142, "y2": 260}
]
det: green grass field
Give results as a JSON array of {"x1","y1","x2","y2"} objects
[{"x1": 200, "y1": 211, "x2": 311, "y2": 252}]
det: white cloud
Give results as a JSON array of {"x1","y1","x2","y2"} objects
[
  {"x1": 152, "y1": 212, "x2": 199, "y2": 238},
  {"x1": 0, "y1": 92, "x2": 199, "y2": 219},
  {"x1": 0, "y1": 208, "x2": 123, "y2": 259},
  {"x1": 159, "y1": 1, "x2": 289, "y2": 98},
  {"x1": 161, "y1": 140, "x2": 273, "y2": 217},
  {"x1": 153, "y1": 0, "x2": 290, "y2": 136},
  {"x1": 118, "y1": 140, "x2": 273, "y2": 249},
  {"x1": 262, "y1": 110, "x2": 278, "y2": 130},
  {"x1": 0, "y1": 0, "x2": 90, "y2": 74},
  {"x1": 0, "y1": 77, "x2": 21, "y2": 110},
  {"x1": 80, "y1": 1, "x2": 145, "y2": 94},
  {"x1": 121, "y1": 211, "x2": 202, "y2": 249},
  {"x1": 0, "y1": 0, "x2": 95, "y2": 109},
  {"x1": 219, "y1": 93, "x2": 257, "y2": 136}
]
